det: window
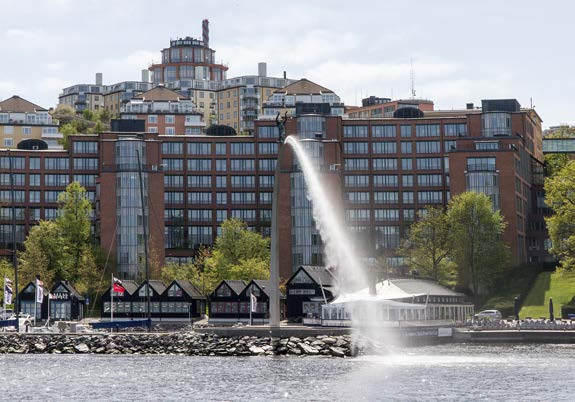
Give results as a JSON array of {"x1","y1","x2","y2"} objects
[
  {"x1": 148, "y1": 127, "x2": 158, "y2": 134},
  {"x1": 444, "y1": 123, "x2": 467, "y2": 137},
  {"x1": 373, "y1": 175, "x2": 398, "y2": 187},
  {"x1": 29, "y1": 157, "x2": 40, "y2": 170},
  {"x1": 482, "y1": 113, "x2": 511, "y2": 136},
  {"x1": 401, "y1": 142, "x2": 412, "y2": 154},
  {"x1": 188, "y1": 176, "x2": 211, "y2": 188},
  {"x1": 73, "y1": 158, "x2": 98, "y2": 170},
  {"x1": 188, "y1": 192, "x2": 212, "y2": 204},
  {"x1": 165, "y1": 115, "x2": 175, "y2": 124},
  {"x1": 3, "y1": 126, "x2": 14, "y2": 135},
  {"x1": 402, "y1": 175, "x2": 414, "y2": 187},
  {"x1": 346, "y1": 209, "x2": 371, "y2": 222},
  {"x1": 164, "y1": 175, "x2": 184, "y2": 187},
  {"x1": 22, "y1": 127, "x2": 32, "y2": 135},
  {"x1": 467, "y1": 157, "x2": 496, "y2": 171},
  {"x1": 475, "y1": 141, "x2": 499, "y2": 150},
  {"x1": 375, "y1": 226, "x2": 401, "y2": 249},
  {"x1": 402, "y1": 191, "x2": 414, "y2": 204},
  {"x1": 418, "y1": 191, "x2": 443, "y2": 203},
  {"x1": 45, "y1": 158, "x2": 69, "y2": 170},
  {"x1": 374, "y1": 209, "x2": 399, "y2": 222},
  {"x1": 444, "y1": 140, "x2": 457, "y2": 151},
  {"x1": 0, "y1": 173, "x2": 24, "y2": 186},
  {"x1": 258, "y1": 175, "x2": 274, "y2": 188},
  {"x1": 403, "y1": 209, "x2": 415, "y2": 221},
  {"x1": 73, "y1": 141, "x2": 98, "y2": 154},
  {"x1": 29, "y1": 174, "x2": 41, "y2": 187},
  {"x1": 344, "y1": 175, "x2": 369, "y2": 187},
  {"x1": 343, "y1": 126, "x2": 368, "y2": 138},
  {"x1": 400, "y1": 125, "x2": 412, "y2": 138},
  {"x1": 44, "y1": 174, "x2": 69, "y2": 187},
  {"x1": 187, "y1": 143, "x2": 211, "y2": 155},
  {"x1": 216, "y1": 160, "x2": 227, "y2": 172},
  {"x1": 29, "y1": 191, "x2": 40, "y2": 203},
  {"x1": 231, "y1": 209, "x2": 256, "y2": 222},
  {"x1": 372, "y1": 142, "x2": 396, "y2": 154},
  {"x1": 215, "y1": 176, "x2": 227, "y2": 188},
  {"x1": 416, "y1": 157, "x2": 442, "y2": 170},
  {"x1": 44, "y1": 191, "x2": 62, "y2": 203},
  {"x1": 416, "y1": 141, "x2": 441, "y2": 154},
  {"x1": 163, "y1": 159, "x2": 184, "y2": 171},
  {"x1": 417, "y1": 174, "x2": 443, "y2": 186},
  {"x1": 231, "y1": 175, "x2": 255, "y2": 188},
  {"x1": 258, "y1": 126, "x2": 279, "y2": 139},
  {"x1": 215, "y1": 143, "x2": 227, "y2": 155},
  {"x1": 187, "y1": 159, "x2": 211, "y2": 171},
  {"x1": 259, "y1": 192, "x2": 272, "y2": 204},
  {"x1": 188, "y1": 209, "x2": 212, "y2": 222},
  {"x1": 164, "y1": 209, "x2": 184, "y2": 222},
  {"x1": 216, "y1": 210, "x2": 228, "y2": 222},
  {"x1": 372, "y1": 125, "x2": 396, "y2": 138},
  {"x1": 230, "y1": 143, "x2": 254, "y2": 155},
  {"x1": 346, "y1": 192, "x2": 370, "y2": 204},
  {"x1": 344, "y1": 142, "x2": 369, "y2": 154},
  {"x1": 401, "y1": 158, "x2": 413, "y2": 170},
  {"x1": 259, "y1": 159, "x2": 277, "y2": 171},
  {"x1": 258, "y1": 143, "x2": 278, "y2": 155},
  {"x1": 231, "y1": 192, "x2": 256, "y2": 204},
  {"x1": 230, "y1": 159, "x2": 254, "y2": 172},
  {"x1": 373, "y1": 158, "x2": 397, "y2": 171},
  {"x1": 162, "y1": 142, "x2": 183, "y2": 155},
  {"x1": 189, "y1": 226, "x2": 213, "y2": 247},
  {"x1": 416, "y1": 124, "x2": 440, "y2": 137},
  {"x1": 216, "y1": 193, "x2": 228, "y2": 204},
  {"x1": 148, "y1": 115, "x2": 158, "y2": 124},
  {"x1": 164, "y1": 192, "x2": 184, "y2": 204},
  {"x1": 165, "y1": 127, "x2": 176, "y2": 135},
  {"x1": 374, "y1": 191, "x2": 398, "y2": 204}
]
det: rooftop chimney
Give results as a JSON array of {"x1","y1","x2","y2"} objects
[
  {"x1": 283, "y1": 71, "x2": 287, "y2": 79},
  {"x1": 202, "y1": 19, "x2": 209, "y2": 47},
  {"x1": 258, "y1": 62, "x2": 267, "y2": 77},
  {"x1": 141, "y1": 69, "x2": 150, "y2": 83},
  {"x1": 95, "y1": 72, "x2": 103, "y2": 86}
]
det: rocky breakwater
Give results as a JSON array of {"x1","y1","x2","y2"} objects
[{"x1": 0, "y1": 333, "x2": 354, "y2": 357}]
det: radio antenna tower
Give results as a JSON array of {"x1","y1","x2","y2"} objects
[{"x1": 410, "y1": 58, "x2": 416, "y2": 99}]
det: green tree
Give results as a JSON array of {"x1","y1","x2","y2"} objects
[
  {"x1": 59, "y1": 123, "x2": 79, "y2": 149},
  {"x1": 82, "y1": 109, "x2": 94, "y2": 121},
  {"x1": 447, "y1": 192, "x2": 509, "y2": 299},
  {"x1": 56, "y1": 182, "x2": 94, "y2": 283},
  {"x1": 18, "y1": 220, "x2": 65, "y2": 288},
  {"x1": 401, "y1": 207, "x2": 454, "y2": 284},
  {"x1": 545, "y1": 160, "x2": 575, "y2": 271},
  {"x1": 544, "y1": 126, "x2": 575, "y2": 177},
  {"x1": 204, "y1": 219, "x2": 270, "y2": 283},
  {"x1": 161, "y1": 247, "x2": 219, "y2": 295}
]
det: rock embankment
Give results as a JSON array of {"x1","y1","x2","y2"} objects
[{"x1": 0, "y1": 333, "x2": 354, "y2": 357}]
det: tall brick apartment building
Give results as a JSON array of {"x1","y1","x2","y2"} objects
[{"x1": 0, "y1": 87, "x2": 548, "y2": 280}]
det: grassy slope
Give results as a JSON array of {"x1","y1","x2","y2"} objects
[{"x1": 520, "y1": 271, "x2": 575, "y2": 319}]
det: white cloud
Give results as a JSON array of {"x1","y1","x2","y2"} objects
[{"x1": 96, "y1": 50, "x2": 158, "y2": 83}]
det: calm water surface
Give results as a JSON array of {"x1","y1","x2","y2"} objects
[{"x1": 1, "y1": 343, "x2": 574, "y2": 401}]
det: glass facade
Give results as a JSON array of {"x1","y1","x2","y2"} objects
[{"x1": 115, "y1": 139, "x2": 148, "y2": 279}]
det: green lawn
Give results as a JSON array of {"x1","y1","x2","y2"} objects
[{"x1": 520, "y1": 271, "x2": 575, "y2": 319}]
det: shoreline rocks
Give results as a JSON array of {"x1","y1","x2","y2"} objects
[{"x1": 0, "y1": 333, "x2": 353, "y2": 357}]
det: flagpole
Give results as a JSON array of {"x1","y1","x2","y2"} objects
[
  {"x1": 250, "y1": 291, "x2": 253, "y2": 326},
  {"x1": 34, "y1": 278, "x2": 37, "y2": 326},
  {"x1": 111, "y1": 273, "x2": 114, "y2": 323}
]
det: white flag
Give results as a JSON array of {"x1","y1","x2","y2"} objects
[
  {"x1": 36, "y1": 278, "x2": 44, "y2": 304},
  {"x1": 250, "y1": 292, "x2": 257, "y2": 313},
  {"x1": 4, "y1": 278, "x2": 13, "y2": 305}
]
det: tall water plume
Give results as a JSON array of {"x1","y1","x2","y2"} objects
[{"x1": 285, "y1": 136, "x2": 368, "y2": 292}]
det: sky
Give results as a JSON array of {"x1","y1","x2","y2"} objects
[{"x1": 0, "y1": 0, "x2": 573, "y2": 128}]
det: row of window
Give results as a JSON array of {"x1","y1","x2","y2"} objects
[
  {"x1": 344, "y1": 174, "x2": 444, "y2": 187},
  {"x1": 343, "y1": 124, "x2": 467, "y2": 138},
  {"x1": 343, "y1": 140, "x2": 456, "y2": 154},
  {"x1": 0, "y1": 190, "x2": 95, "y2": 203},
  {"x1": 344, "y1": 157, "x2": 448, "y2": 171},
  {"x1": 162, "y1": 158, "x2": 277, "y2": 172},
  {"x1": 164, "y1": 209, "x2": 271, "y2": 222},
  {"x1": 0, "y1": 157, "x2": 98, "y2": 171},
  {"x1": 165, "y1": 191, "x2": 274, "y2": 205},
  {"x1": 162, "y1": 142, "x2": 279, "y2": 156},
  {"x1": 345, "y1": 190, "x2": 448, "y2": 204}
]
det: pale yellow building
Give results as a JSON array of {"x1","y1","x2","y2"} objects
[{"x1": 0, "y1": 96, "x2": 62, "y2": 149}]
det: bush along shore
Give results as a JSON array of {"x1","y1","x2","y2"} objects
[{"x1": 0, "y1": 333, "x2": 354, "y2": 357}]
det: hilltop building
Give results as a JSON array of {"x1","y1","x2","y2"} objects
[{"x1": 0, "y1": 95, "x2": 62, "y2": 149}]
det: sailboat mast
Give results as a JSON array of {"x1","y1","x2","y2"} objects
[
  {"x1": 8, "y1": 150, "x2": 19, "y2": 324},
  {"x1": 136, "y1": 149, "x2": 151, "y2": 329}
]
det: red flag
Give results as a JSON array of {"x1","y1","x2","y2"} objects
[{"x1": 113, "y1": 277, "x2": 125, "y2": 294}]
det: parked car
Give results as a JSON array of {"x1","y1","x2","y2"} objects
[{"x1": 474, "y1": 310, "x2": 502, "y2": 320}]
